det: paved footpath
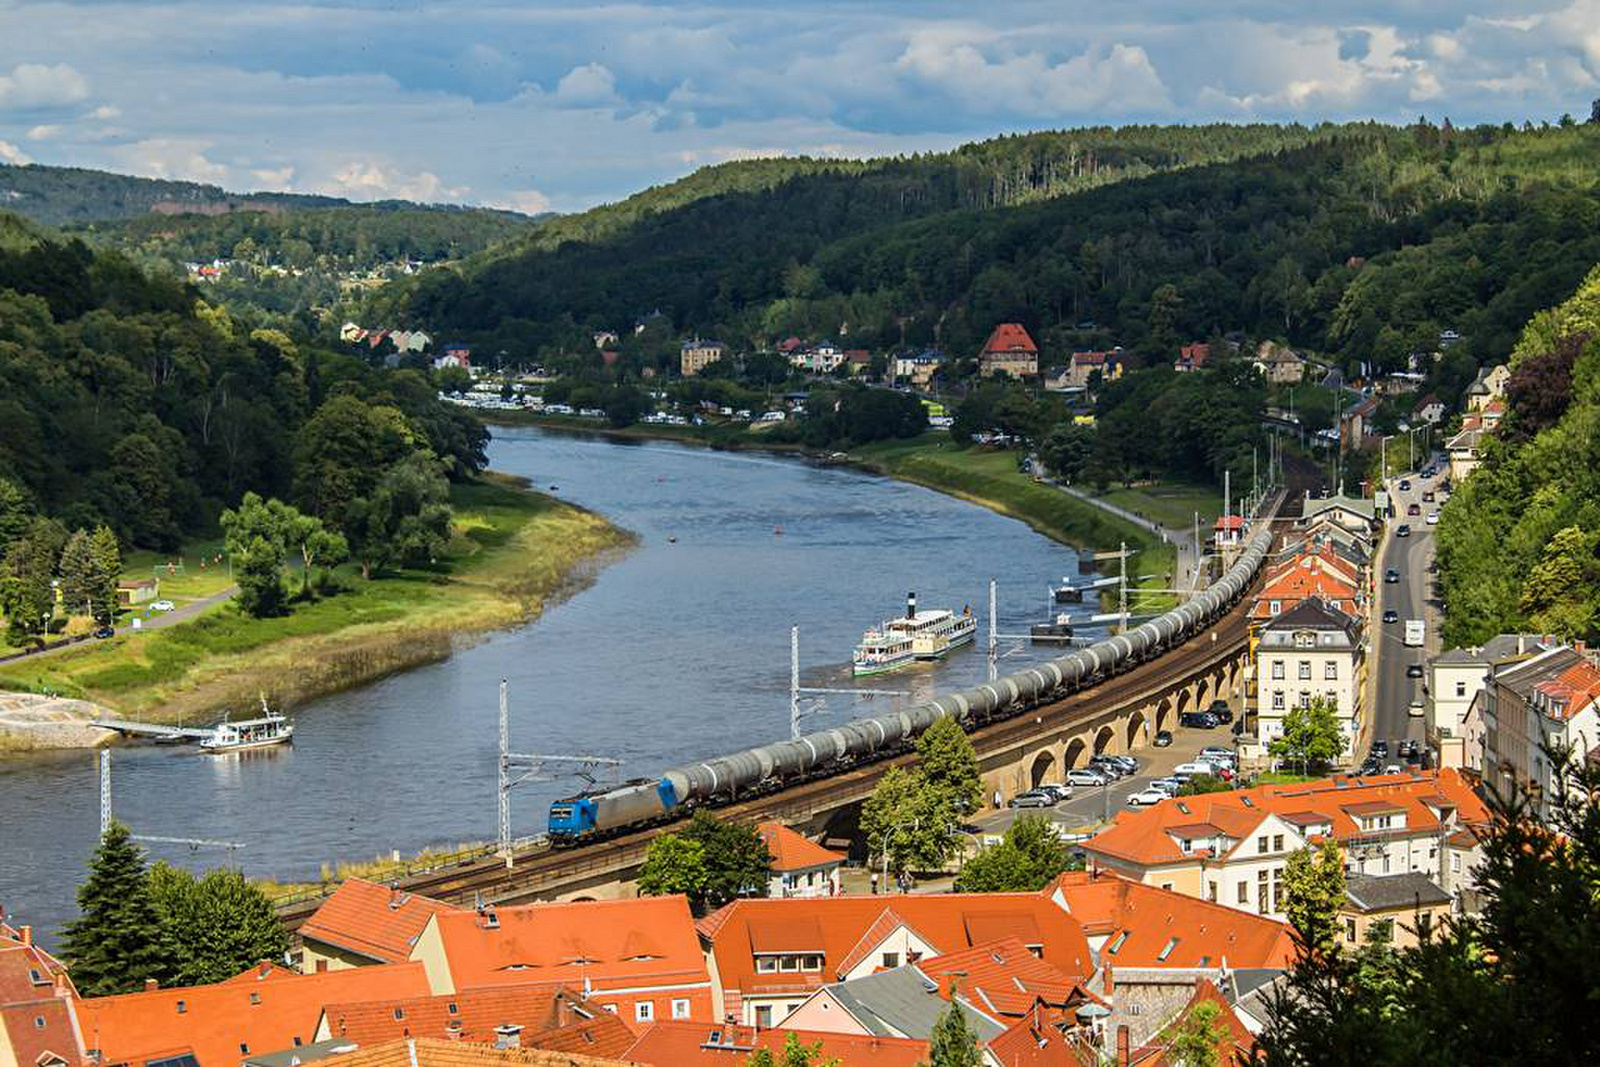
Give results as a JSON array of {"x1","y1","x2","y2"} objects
[
  {"x1": 5, "y1": 585, "x2": 238, "y2": 665},
  {"x1": 1045, "y1": 477, "x2": 1204, "y2": 597}
]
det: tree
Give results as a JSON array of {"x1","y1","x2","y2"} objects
[
  {"x1": 954, "y1": 815, "x2": 1073, "y2": 892},
  {"x1": 746, "y1": 1032, "x2": 840, "y2": 1067},
  {"x1": 284, "y1": 509, "x2": 348, "y2": 596},
  {"x1": 58, "y1": 528, "x2": 97, "y2": 616},
  {"x1": 1280, "y1": 839, "x2": 1346, "y2": 958},
  {"x1": 916, "y1": 715, "x2": 983, "y2": 818},
  {"x1": 1590, "y1": 98, "x2": 1600, "y2": 124},
  {"x1": 637, "y1": 812, "x2": 771, "y2": 912},
  {"x1": 1168, "y1": 999, "x2": 1228, "y2": 1067},
  {"x1": 859, "y1": 766, "x2": 956, "y2": 876},
  {"x1": 0, "y1": 476, "x2": 33, "y2": 552},
  {"x1": 344, "y1": 451, "x2": 452, "y2": 579},
  {"x1": 1519, "y1": 525, "x2": 1596, "y2": 639},
  {"x1": 59, "y1": 821, "x2": 164, "y2": 996},
  {"x1": 221, "y1": 493, "x2": 291, "y2": 617},
  {"x1": 88, "y1": 525, "x2": 123, "y2": 624},
  {"x1": 148, "y1": 864, "x2": 290, "y2": 986},
  {"x1": 291, "y1": 396, "x2": 412, "y2": 529},
  {"x1": 1039, "y1": 423, "x2": 1094, "y2": 482},
  {"x1": 1268, "y1": 697, "x2": 1346, "y2": 774},
  {"x1": 1, "y1": 516, "x2": 66, "y2": 641},
  {"x1": 927, "y1": 995, "x2": 983, "y2": 1067},
  {"x1": 1178, "y1": 774, "x2": 1233, "y2": 796},
  {"x1": 107, "y1": 432, "x2": 183, "y2": 550}
]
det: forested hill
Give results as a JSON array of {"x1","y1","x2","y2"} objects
[
  {"x1": 1437, "y1": 265, "x2": 1600, "y2": 647},
  {"x1": 0, "y1": 214, "x2": 488, "y2": 559},
  {"x1": 0, "y1": 162, "x2": 351, "y2": 225},
  {"x1": 397, "y1": 120, "x2": 1600, "y2": 379}
]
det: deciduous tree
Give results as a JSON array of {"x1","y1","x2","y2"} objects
[
  {"x1": 148, "y1": 864, "x2": 289, "y2": 986},
  {"x1": 1281, "y1": 839, "x2": 1346, "y2": 958},
  {"x1": 860, "y1": 766, "x2": 956, "y2": 876},
  {"x1": 637, "y1": 812, "x2": 771, "y2": 912},
  {"x1": 1268, "y1": 697, "x2": 1346, "y2": 774},
  {"x1": 953, "y1": 815, "x2": 1073, "y2": 892},
  {"x1": 344, "y1": 451, "x2": 453, "y2": 579},
  {"x1": 746, "y1": 1032, "x2": 840, "y2": 1067},
  {"x1": 916, "y1": 715, "x2": 983, "y2": 818}
]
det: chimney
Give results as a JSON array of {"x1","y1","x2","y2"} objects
[
  {"x1": 18, "y1": 925, "x2": 30, "y2": 947},
  {"x1": 907, "y1": 591, "x2": 917, "y2": 618},
  {"x1": 1116, "y1": 1025, "x2": 1131, "y2": 1066},
  {"x1": 493, "y1": 1024, "x2": 523, "y2": 1050},
  {"x1": 144, "y1": 978, "x2": 159, "y2": 992},
  {"x1": 1103, "y1": 963, "x2": 1114, "y2": 996},
  {"x1": 54, "y1": 972, "x2": 69, "y2": 997},
  {"x1": 315, "y1": 959, "x2": 328, "y2": 973}
]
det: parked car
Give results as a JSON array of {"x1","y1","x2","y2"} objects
[
  {"x1": 1396, "y1": 524, "x2": 1412, "y2": 537},
  {"x1": 1385, "y1": 568, "x2": 1400, "y2": 583},
  {"x1": 1406, "y1": 663, "x2": 1424, "y2": 678},
  {"x1": 1153, "y1": 730, "x2": 1174, "y2": 747},
  {"x1": 1035, "y1": 783, "x2": 1073, "y2": 802},
  {"x1": 1066, "y1": 769, "x2": 1109, "y2": 787},
  {"x1": 1383, "y1": 609, "x2": 1399, "y2": 623},
  {"x1": 1010, "y1": 791, "x2": 1053, "y2": 808},
  {"x1": 1173, "y1": 761, "x2": 1216, "y2": 778},
  {"x1": 1150, "y1": 777, "x2": 1183, "y2": 795},
  {"x1": 1199, "y1": 745, "x2": 1234, "y2": 761},
  {"x1": 1372, "y1": 739, "x2": 1389, "y2": 757},
  {"x1": 92, "y1": 626, "x2": 115, "y2": 639},
  {"x1": 150, "y1": 599, "x2": 176, "y2": 612},
  {"x1": 1127, "y1": 789, "x2": 1170, "y2": 807},
  {"x1": 1206, "y1": 700, "x2": 1233, "y2": 723},
  {"x1": 1426, "y1": 511, "x2": 1440, "y2": 525},
  {"x1": 1385, "y1": 763, "x2": 1404, "y2": 774},
  {"x1": 1178, "y1": 711, "x2": 1219, "y2": 729},
  {"x1": 1106, "y1": 755, "x2": 1138, "y2": 773},
  {"x1": 1398, "y1": 739, "x2": 1420, "y2": 760},
  {"x1": 1088, "y1": 757, "x2": 1125, "y2": 778}
]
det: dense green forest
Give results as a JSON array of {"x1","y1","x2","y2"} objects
[
  {"x1": 0, "y1": 162, "x2": 350, "y2": 225},
  {"x1": 395, "y1": 121, "x2": 1600, "y2": 395},
  {"x1": 1436, "y1": 264, "x2": 1600, "y2": 646},
  {"x1": 0, "y1": 215, "x2": 490, "y2": 635}
]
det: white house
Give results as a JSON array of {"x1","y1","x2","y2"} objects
[
  {"x1": 1255, "y1": 597, "x2": 1364, "y2": 759},
  {"x1": 756, "y1": 822, "x2": 845, "y2": 898}
]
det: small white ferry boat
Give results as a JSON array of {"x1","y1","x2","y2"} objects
[
  {"x1": 200, "y1": 697, "x2": 294, "y2": 754},
  {"x1": 852, "y1": 593, "x2": 977, "y2": 676}
]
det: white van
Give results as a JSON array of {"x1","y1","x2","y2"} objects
[{"x1": 1173, "y1": 762, "x2": 1215, "y2": 778}]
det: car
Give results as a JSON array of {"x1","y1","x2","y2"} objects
[
  {"x1": 1035, "y1": 783, "x2": 1073, "y2": 802},
  {"x1": 1371, "y1": 739, "x2": 1389, "y2": 757},
  {"x1": 1406, "y1": 663, "x2": 1424, "y2": 678},
  {"x1": 1398, "y1": 739, "x2": 1420, "y2": 760},
  {"x1": 1359, "y1": 759, "x2": 1382, "y2": 776},
  {"x1": 1422, "y1": 491, "x2": 1435, "y2": 503},
  {"x1": 1150, "y1": 777, "x2": 1183, "y2": 795},
  {"x1": 1399, "y1": 479, "x2": 1411, "y2": 490},
  {"x1": 1066, "y1": 769, "x2": 1109, "y2": 787},
  {"x1": 1009, "y1": 791, "x2": 1053, "y2": 808},
  {"x1": 1178, "y1": 711, "x2": 1219, "y2": 729},
  {"x1": 1153, "y1": 730, "x2": 1174, "y2": 747},
  {"x1": 1173, "y1": 761, "x2": 1217, "y2": 778},
  {"x1": 1383, "y1": 609, "x2": 1399, "y2": 623},
  {"x1": 92, "y1": 626, "x2": 115, "y2": 639},
  {"x1": 1199, "y1": 745, "x2": 1234, "y2": 760},
  {"x1": 1107, "y1": 755, "x2": 1139, "y2": 773},
  {"x1": 1088, "y1": 757, "x2": 1126, "y2": 778},
  {"x1": 1407, "y1": 503, "x2": 1421, "y2": 516},
  {"x1": 1385, "y1": 763, "x2": 1404, "y2": 774},
  {"x1": 1426, "y1": 511, "x2": 1440, "y2": 525},
  {"x1": 1408, "y1": 700, "x2": 1425, "y2": 718},
  {"x1": 1385, "y1": 568, "x2": 1400, "y2": 584},
  {"x1": 150, "y1": 599, "x2": 176, "y2": 612},
  {"x1": 1206, "y1": 699, "x2": 1234, "y2": 724},
  {"x1": 1396, "y1": 524, "x2": 1412, "y2": 537},
  {"x1": 1127, "y1": 789, "x2": 1170, "y2": 807}
]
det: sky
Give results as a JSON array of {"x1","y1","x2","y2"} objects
[{"x1": 0, "y1": 1, "x2": 1597, "y2": 214}]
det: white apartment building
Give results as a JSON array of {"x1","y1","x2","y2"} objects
[{"x1": 1255, "y1": 597, "x2": 1364, "y2": 758}]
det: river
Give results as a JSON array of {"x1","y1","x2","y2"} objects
[{"x1": 0, "y1": 427, "x2": 1097, "y2": 945}]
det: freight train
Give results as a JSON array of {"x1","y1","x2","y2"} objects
[{"x1": 548, "y1": 516, "x2": 1275, "y2": 842}]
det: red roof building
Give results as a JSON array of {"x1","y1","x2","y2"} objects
[
  {"x1": 756, "y1": 823, "x2": 845, "y2": 898},
  {"x1": 1174, "y1": 343, "x2": 1211, "y2": 373},
  {"x1": 77, "y1": 961, "x2": 431, "y2": 1067},
  {"x1": 979, "y1": 324, "x2": 1039, "y2": 379},
  {"x1": 411, "y1": 897, "x2": 713, "y2": 1028},
  {"x1": 696, "y1": 894, "x2": 1092, "y2": 1029},
  {"x1": 300, "y1": 878, "x2": 462, "y2": 969},
  {"x1": 315, "y1": 984, "x2": 598, "y2": 1046},
  {"x1": 624, "y1": 1020, "x2": 927, "y2": 1067},
  {"x1": 0, "y1": 919, "x2": 85, "y2": 1067}
]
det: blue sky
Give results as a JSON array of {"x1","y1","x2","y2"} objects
[{"x1": 1, "y1": 1, "x2": 1596, "y2": 213}]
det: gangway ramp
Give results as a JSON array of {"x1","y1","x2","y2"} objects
[{"x1": 91, "y1": 718, "x2": 212, "y2": 740}]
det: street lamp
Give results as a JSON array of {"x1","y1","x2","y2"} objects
[{"x1": 876, "y1": 818, "x2": 920, "y2": 893}]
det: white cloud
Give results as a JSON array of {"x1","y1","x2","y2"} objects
[
  {"x1": 318, "y1": 161, "x2": 468, "y2": 203},
  {"x1": 250, "y1": 165, "x2": 295, "y2": 190},
  {"x1": 88, "y1": 105, "x2": 120, "y2": 121},
  {"x1": 0, "y1": 140, "x2": 32, "y2": 165},
  {"x1": 110, "y1": 138, "x2": 229, "y2": 183},
  {"x1": 486, "y1": 189, "x2": 554, "y2": 215},
  {"x1": 25, "y1": 124, "x2": 60, "y2": 140},
  {"x1": 555, "y1": 63, "x2": 621, "y2": 108},
  {"x1": 0, "y1": 62, "x2": 89, "y2": 109}
]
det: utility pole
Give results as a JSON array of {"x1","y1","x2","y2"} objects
[
  {"x1": 98, "y1": 749, "x2": 243, "y2": 852},
  {"x1": 790, "y1": 627, "x2": 905, "y2": 740},
  {"x1": 1118, "y1": 541, "x2": 1127, "y2": 631},
  {"x1": 498, "y1": 678, "x2": 510, "y2": 867},
  {"x1": 100, "y1": 749, "x2": 110, "y2": 836}
]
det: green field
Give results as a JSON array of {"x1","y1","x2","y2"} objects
[
  {"x1": 0, "y1": 477, "x2": 631, "y2": 720},
  {"x1": 850, "y1": 437, "x2": 1177, "y2": 611},
  {"x1": 1092, "y1": 483, "x2": 1224, "y2": 532}
]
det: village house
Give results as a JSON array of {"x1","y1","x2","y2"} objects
[
  {"x1": 409, "y1": 896, "x2": 714, "y2": 1026},
  {"x1": 1254, "y1": 342, "x2": 1305, "y2": 384},
  {"x1": 680, "y1": 339, "x2": 726, "y2": 377},
  {"x1": 1413, "y1": 394, "x2": 1446, "y2": 425},
  {"x1": 115, "y1": 577, "x2": 159, "y2": 608},
  {"x1": 1250, "y1": 551, "x2": 1363, "y2": 629},
  {"x1": 1426, "y1": 634, "x2": 1560, "y2": 774},
  {"x1": 313, "y1": 983, "x2": 627, "y2": 1049},
  {"x1": 1062, "y1": 348, "x2": 1124, "y2": 390},
  {"x1": 1, "y1": 914, "x2": 84, "y2": 1067},
  {"x1": 433, "y1": 343, "x2": 471, "y2": 372},
  {"x1": 1174, "y1": 342, "x2": 1211, "y2": 373},
  {"x1": 1254, "y1": 597, "x2": 1365, "y2": 757},
  {"x1": 1340, "y1": 395, "x2": 1379, "y2": 450},
  {"x1": 1081, "y1": 771, "x2": 1485, "y2": 922},
  {"x1": 1297, "y1": 493, "x2": 1377, "y2": 538},
  {"x1": 1446, "y1": 419, "x2": 1486, "y2": 482},
  {"x1": 298, "y1": 878, "x2": 461, "y2": 971},
  {"x1": 978, "y1": 324, "x2": 1039, "y2": 379},
  {"x1": 695, "y1": 893, "x2": 1093, "y2": 1029},
  {"x1": 1465, "y1": 364, "x2": 1510, "y2": 412},
  {"x1": 1339, "y1": 872, "x2": 1453, "y2": 951},
  {"x1": 756, "y1": 822, "x2": 845, "y2": 898},
  {"x1": 892, "y1": 351, "x2": 944, "y2": 389}
]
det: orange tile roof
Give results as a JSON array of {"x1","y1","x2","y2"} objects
[
  {"x1": 982, "y1": 324, "x2": 1039, "y2": 355},
  {"x1": 322, "y1": 1036, "x2": 635, "y2": 1067},
  {"x1": 1, "y1": 927, "x2": 85, "y2": 1067},
  {"x1": 918, "y1": 937, "x2": 1088, "y2": 1018},
  {"x1": 1084, "y1": 770, "x2": 1486, "y2": 869},
  {"x1": 533, "y1": 1011, "x2": 639, "y2": 1060},
  {"x1": 987, "y1": 1002, "x2": 1083, "y2": 1066},
  {"x1": 428, "y1": 897, "x2": 709, "y2": 995},
  {"x1": 319, "y1": 983, "x2": 588, "y2": 1045},
  {"x1": 300, "y1": 878, "x2": 462, "y2": 963},
  {"x1": 702, "y1": 894, "x2": 1093, "y2": 1000},
  {"x1": 1537, "y1": 660, "x2": 1600, "y2": 721},
  {"x1": 756, "y1": 823, "x2": 844, "y2": 872},
  {"x1": 1045, "y1": 870, "x2": 1296, "y2": 970},
  {"x1": 1251, "y1": 567, "x2": 1359, "y2": 619},
  {"x1": 623, "y1": 1020, "x2": 927, "y2": 1067},
  {"x1": 77, "y1": 960, "x2": 430, "y2": 1067}
]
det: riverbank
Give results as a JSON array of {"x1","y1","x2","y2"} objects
[{"x1": 0, "y1": 475, "x2": 634, "y2": 746}]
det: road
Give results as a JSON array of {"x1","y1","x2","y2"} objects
[
  {"x1": 2, "y1": 586, "x2": 237, "y2": 665},
  {"x1": 1368, "y1": 459, "x2": 1445, "y2": 760}
]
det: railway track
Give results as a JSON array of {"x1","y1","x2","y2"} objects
[{"x1": 278, "y1": 577, "x2": 1263, "y2": 931}]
